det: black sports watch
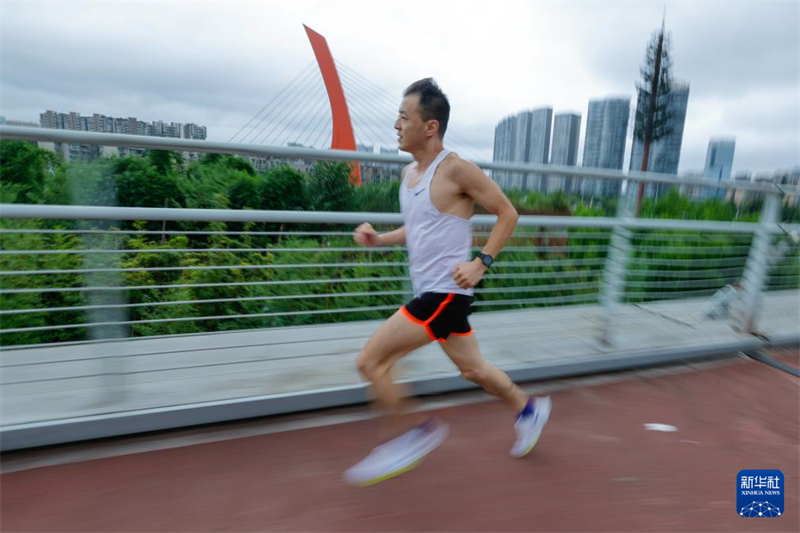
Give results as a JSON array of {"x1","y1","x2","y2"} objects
[{"x1": 477, "y1": 252, "x2": 494, "y2": 268}]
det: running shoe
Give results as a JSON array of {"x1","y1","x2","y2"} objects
[
  {"x1": 510, "y1": 396, "x2": 552, "y2": 458},
  {"x1": 343, "y1": 419, "x2": 449, "y2": 486}
]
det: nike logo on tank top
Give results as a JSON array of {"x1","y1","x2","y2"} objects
[{"x1": 399, "y1": 149, "x2": 473, "y2": 297}]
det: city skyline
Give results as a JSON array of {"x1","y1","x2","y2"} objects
[
  {"x1": 38, "y1": 109, "x2": 207, "y2": 140},
  {"x1": 1, "y1": 1, "x2": 797, "y2": 174}
]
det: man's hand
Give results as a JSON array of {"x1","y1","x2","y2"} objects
[
  {"x1": 353, "y1": 222, "x2": 382, "y2": 247},
  {"x1": 453, "y1": 258, "x2": 487, "y2": 289}
]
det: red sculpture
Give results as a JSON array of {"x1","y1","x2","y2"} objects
[{"x1": 304, "y1": 25, "x2": 362, "y2": 186}]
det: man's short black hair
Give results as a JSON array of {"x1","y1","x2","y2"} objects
[{"x1": 403, "y1": 78, "x2": 450, "y2": 139}]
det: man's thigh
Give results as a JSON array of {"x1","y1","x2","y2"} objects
[
  {"x1": 359, "y1": 309, "x2": 432, "y2": 367},
  {"x1": 438, "y1": 332, "x2": 486, "y2": 373}
]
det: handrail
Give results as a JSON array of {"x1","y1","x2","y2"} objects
[{"x1": 3, "y1": 204, "x2": 795, "y2": 234}]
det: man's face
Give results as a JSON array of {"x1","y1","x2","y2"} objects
[{"x1": 394, "y1": 94, "x2": 436, "y2": 151}]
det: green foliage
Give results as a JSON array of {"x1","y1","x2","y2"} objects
[
  {"x1": 0, "y1": 219, "x2": 85, "y2": 346},
  {"x1": 782, "y1": 203, "x2": 800, "y2": 223},
  {"x1": 181, "y1": 155, "x2": 256, "y2": 210},
  {"x1": 147, "y1": 150, "x2": 183, "y2": 177},
  {"x1": 115, "y1": 156, "x2": 183, "y2": 208},
  {"x1": 228, "y1": 173, "x2": 261, "y2": 211},
  {"x1": 259, "y1": 165, "x2": 308, "y2": 212},
  {"x1": 66, "y1": 159, "x2": 119, "y2": 206},
  {"x1": 181, "y1": 159, "x2": 232, "y2": 210},
  {"x1": 354, "y1": 180, "x2": 400, "y2": 213},
  {"x1": 0, "y1": 141, "x2": 63, "y2": 203},
  {"x1": 307, "y1": 161, "x2": 356, "y2": 212},
  {"x1": 520, "y1": 190, "x2": 570, "y2": 213},
  {"x1": 633, "y1": 29, "x2": 673, "y2": 144},
  {"x1": 640, "y1": 188, "x2": 754, "y2": 222}
]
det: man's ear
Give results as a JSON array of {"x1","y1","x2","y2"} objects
[{"x1": 425, "y1": 120, "x2": 440, "y2": 139}]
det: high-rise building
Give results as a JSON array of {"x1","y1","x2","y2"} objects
[
  {"x1": 38, "y1": 110, "x2": 207, "y2": 162},
  {"x1": 704, "y1": 138, "x2": 735, "y2": 182},
  {"x1": 702, "y1": 137, "x2": 736, "y2": 200},
  {"x1": 581, "y1": 97, "x2": 630, "y2": 197},
  {"x1": 39, "y1": 110, "x2": 206, "y2": 140},
  {"x1": 548, "y1": 113, "x2": 581, "y2": 193},
  {"x1": 527, "y1": 107, "x2": 553, "y2": 191},
  {"x1": 492, "y1": 115, "x2": 517, "y2": 188},
  {"x1": 491, "y1": 107, "x2": 552, "y2": 191},
  {"x1": 629, "y1": 83, "x2": 690, "y2": 198}
]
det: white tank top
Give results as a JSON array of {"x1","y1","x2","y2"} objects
[{"x1": 399, "y1": 149, "x2": 473, "y2": 297}]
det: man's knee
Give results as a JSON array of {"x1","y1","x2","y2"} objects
[
  {"x1": 461, "y1": 365, "x2": 489, "y2": 385},
  {"x1": 356, "y1": 349, "x2": 388, "y2": 379},
  {"x1": 355, "y1": 351, "x2": 372, "y2": 377}
]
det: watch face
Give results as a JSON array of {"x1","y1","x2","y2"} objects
[{"x1": 482, "y1": 255, "x2": 493, "y2": 267}]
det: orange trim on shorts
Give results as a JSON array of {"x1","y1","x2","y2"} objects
[
  {"x1": 399, "y1": 293, "x2": 457, "y2": 342},
  {"x1": 438, "y1": 329, "x2": 474, "y2": 343},
  {"x1": 425, "y1": 293, "x2": 455, "y2": 326},
  {"x1": 400, "y1": 305, "x2": 437, "y2": 341},
  {"x1": 400, "y1": 305, "x2": 426, "y2": 325}
]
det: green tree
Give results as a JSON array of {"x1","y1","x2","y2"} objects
[
  {"x1": 632, "y1": 20, "x2": 674, "y2": 216},
  {"x1": 66, "y1": 159, "x2": 119, "y2": 206},
  {"x1": 147, "y1": 150, "x2": 183, "y2": 177},
  {"x1": 354, "y1": 180, "x2": 401, "y2": 213},
  {"x1": 181, "y1": 155, "x2": 255, "y2": 210},
  {"x1": 115, "y1": 156, "x2": 183, "y2": 208},
  {"x1": 0, "y1": 141, "x2": 63, "y2": 203},
  {"x1": 259, "y1": 165, "x2": 308, "y2": 211},
  {"x1": 228, "y1": 173, "x2": 262, "y2": 211},
  {"x1": 307, "y1": 161, "x2": 355, "y2": 212}
]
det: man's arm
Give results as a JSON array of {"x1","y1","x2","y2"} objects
[
  {"x1": 451, "y1": 159, "x2": 519, "y2": 288},
  {"x1": 378, "y1": 225, "x2": 406, "y2": 246},
  {"x1": 353, "y1": 163, "x2": 411, "y2": 248},
  {"x1": 353, "y1": 224, "x2": 405, "y2": 247}
]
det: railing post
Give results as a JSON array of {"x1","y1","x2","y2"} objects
[
  {"x1": 78, "y1": 222, "x2": 131, "y2": 403},
  {"x1": 598, "y1": 182, "x2": 635, "y2": 346},
  {"x1": 67, "y1": 165, "x2": 131, "y2": 403},
  {"x1": 733, "y1": 191, "x2": 782, "y2": 333}
]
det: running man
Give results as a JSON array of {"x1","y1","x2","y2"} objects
[{"x1": 346, "y1": 78, "x2": 551, "y2": 486}]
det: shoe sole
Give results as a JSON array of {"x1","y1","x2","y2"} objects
[
  {"x1": 348, "y1": 458, "x2": 425, "y2": 487},
  {"x1": 345, "y1": 424, "x2": 449, "y2": 486},
  {"x1": 513, "y1": 400, "x2": 552, "y2": 458}
]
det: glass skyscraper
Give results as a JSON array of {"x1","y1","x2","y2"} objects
[
  {"x1": 548, "y1": 113, "x2": 581, "y2": 193},
  {"x1": 702, "y1": 137, "x2": 736, "y2": 199},
  {"x1": 580, "y1": 97, "x2": 630, "y2": 198},
  {"x1": 704, "y1": 138, "x2": 735, "y2": 182},
  {"x1": 492, "y1": 107, "x2": 552, "y2": 191}
]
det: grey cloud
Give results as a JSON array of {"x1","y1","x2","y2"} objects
[{"x1": 1, "y1": 1, "x2": 796, "y2": 173}]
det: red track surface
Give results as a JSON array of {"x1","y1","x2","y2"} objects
[{"x1": 2, "y1": 352, "x2": 798, "y2": 532}]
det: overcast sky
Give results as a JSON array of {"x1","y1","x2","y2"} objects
[{"x1": 1, "y1": 0, "x2": 798, "y2": 174}]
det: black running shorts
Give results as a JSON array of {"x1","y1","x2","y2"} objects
[{"x1": 400, "y1": 292, "x2": 475, "y2": 342}]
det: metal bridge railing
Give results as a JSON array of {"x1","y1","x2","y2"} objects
[
  {"x1": 1, "y1": 125, "x2": 799, "y2": 349},
  {"x1": 1, "y1": 205, "x2": 798, "y2": 349}
]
